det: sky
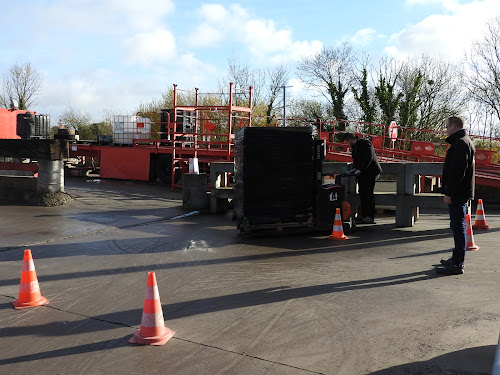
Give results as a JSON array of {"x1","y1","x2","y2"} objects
[{"x1": 1, "y1": 0, "x2": 500, "y2": 124}]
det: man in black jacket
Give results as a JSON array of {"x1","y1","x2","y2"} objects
[
  {"x1": 436, "y1": 116, "x2": 475, "y2": 275},
  {"x1": 344, "y1": 133, "x2": 382, "y2": 224}
]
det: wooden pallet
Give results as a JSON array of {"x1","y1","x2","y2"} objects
[{"x1": 238, "y1": 219, "x2": 315, "y2": 235}]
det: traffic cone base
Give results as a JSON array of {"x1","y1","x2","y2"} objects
[
  {"x1": 472, "y1": 199, "x2": 489, "y2": 230},
  {"x1": 330, "y1": 233, "x2": 348, "y2": 240},
  {"x1": 330, "y1": 207, "x2": 348, "y2": 240},
  {"x1": 12, "y1": 295, "x2": 49, "y2": 309},
  {"x1": 12, "y1": 249, "x2": 49, "y2": 309},
  {"x1": 472, "y1": 223, "x2": 489, "y2": 230},
  {"x1": 472, "y1": 224, "x2": 489, "y2": 230},
  {"x1": 129, "y1": 327, "x2": 175, "y2": 346},
  {"x1": 465, "y1": 214, "x2": 479, "y2": 251},
  {"x1": 129, "y1": 272, "x2": 175, "y2": 346}
]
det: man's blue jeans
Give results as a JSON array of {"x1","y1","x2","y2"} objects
[{"x1": 448, "y1": 199, "x2": 468, "y2": 267}]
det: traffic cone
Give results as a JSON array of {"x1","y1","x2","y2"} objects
[
  {"x1": 472, "y1": 199, "x2": 489, "y2": 230},
  {"x1": 465, "y1": 214, "x2": 479, "y2": 251},
  {"x1": 329, "y1": 208, "x2": 348, "y2": 240},
  {"x1": 129, "y1": 272, "x2": 175, "y2": 346},
  {"x1": 12, "y1": 249, "x2": 49, "y2": 309}
]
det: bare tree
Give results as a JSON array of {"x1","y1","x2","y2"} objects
[
  {"x1": 219, "y1": 57, "x2": 264, "y2": 108},
  {"x1": 1, "y1": 62, "x2": 42, "y2": 110},
  {"x1": 263, "y1": 65, "x2": 289, "y2": 125},
  {"x1": 464, "y1": 101, "x2": 500, "y2": 139},
  {"x1": 415, "y1": 55, "x2": 466, "y2": 130},
  {"x1": 59, "y1": 107, "x2": 92, "y2": 131},
  {"x1": 297, "y1": 41, "x2": 356, "y2": 121},
  {"x1": 464, "y1": 16, "x2": 500, "y2": 128}
]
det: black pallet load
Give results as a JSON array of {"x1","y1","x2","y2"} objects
[
  {"x1": 234, "y1": 127, "x2": 320, "y2": 233},
  {"x1": 16, "y1": 113, "x2": 51, "y2": 139}
]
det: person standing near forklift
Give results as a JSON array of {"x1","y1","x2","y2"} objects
[{"x1": 344, "y1": 133, "x2": 382, "y2": 224}]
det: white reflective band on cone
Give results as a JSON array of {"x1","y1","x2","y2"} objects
[
  {"x1": 22, "y1": 260, "x2": 36, "y2": 272},
  {"x1": 145, "y1": 285, "x2": 160, "y2": 301},
  {"x1": 141, "y1": 311, "x2": 165, "y2": 328}
]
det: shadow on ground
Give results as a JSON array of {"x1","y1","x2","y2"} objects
[
  {"x1": 1, "y1": 269, "x2": 436, "y2": 338},
  {"x1": 368, "y1": 345, "x2": 495, "y2": 375}
]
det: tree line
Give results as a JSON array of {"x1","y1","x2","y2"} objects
[{"x1": 1, "y1": 16, "x2": 500, "y2": 146}]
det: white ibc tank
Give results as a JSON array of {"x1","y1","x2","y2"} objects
[{"x1": 112, "y1": 115, "x2": 151, "y2": 144}]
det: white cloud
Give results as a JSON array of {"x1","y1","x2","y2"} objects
[
  {"x1": 188, "y1": 4, "x2": 247, "y2": 47},
  {"x1": 187, "y1": 4, "x2": 322, "y2": 63},
  {"x1": 31, "y1": 0, "x2": 175, "y2": 35},
  {"x1": 387, "y1": 0, "x2": 500, "y2": 59},
  {"x1": 287, "y1": 40, "x2": 324, "y2": 61},
  {"x1": 288, "y1": 78, "x2": 307, "y2": 95},
  {"x1": 37, "y1": 55, "x2": 218, "y2": 123},
  {"x1": 405, "y1": 0, "x2": 460, "y2": 11},
  {"x1": 172, "y1": 54, "x2": 219, "y2": 85},
  {"x1": 351, "y1": 28, "x2": 378, "y2": 47},
  {"x1": 38, "y1": 69, "x2": 126, "y2": 122},
  {"x1": 123, "y1": 28, "x2": 177, "y2": 65}
]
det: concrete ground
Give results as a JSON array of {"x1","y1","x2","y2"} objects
[{"x1": 0, "y1": 177, "x2": 499, "y2": 375}]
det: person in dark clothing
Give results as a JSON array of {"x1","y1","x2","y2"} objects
[
  {"x1": 436, "y1": 116, "x2": 475, "y2": 275},
  {"x1": 344, "y1": 133, "x2": 382, "y2": 224}
]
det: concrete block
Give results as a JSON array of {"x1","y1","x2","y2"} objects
[
  {"x1": 210, "y1": 162, "x2": 234, "y2": 214},
  {"x1": 183, "y1": 173, "x2": 209, "y2": 210},
  {"x1": 0, "y1": 175, "x2": 37, "y2": 202}
]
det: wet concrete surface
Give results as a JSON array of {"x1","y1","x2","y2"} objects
[{"x1": 0, "y1": 177, "x2": 499, "y2": 374}]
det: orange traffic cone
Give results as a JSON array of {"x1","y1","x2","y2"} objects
[
  {"x1": 465, "y1": 214, "x2": 479, "y2": 251},
  {"x1": 12, "y1": 249, "x2": 49, "y2": 309},
  {"x1": 129, "y1": 272, "x2": 175, "y2": 346},
  {"x1": 472, "y1": 199, "x2": 489, "y2": 230},
  {"x1": 330, "y1": 208, "x2": 348, "y2": 240}
]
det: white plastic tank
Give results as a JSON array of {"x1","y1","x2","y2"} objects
[{"x1": 112, "y1": 115, "x2": 151, "y2": 144}]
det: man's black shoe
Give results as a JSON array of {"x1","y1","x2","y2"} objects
[
  {"x1": 435, "y1": 264, "x2": 464, "y2": 275},
  {"x1": 440, "y1": 258, "x2": 453, "y2": 266}
]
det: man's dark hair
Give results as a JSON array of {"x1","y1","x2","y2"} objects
[
  {"x1": 343, "y1": 133, "x2": 357, "y2": 141},
  {"x1": 447, "y1": 116, "x2": 464, "y2": 129}
]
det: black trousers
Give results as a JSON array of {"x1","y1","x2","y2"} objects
[
  {"x1": 448, "y1": 199, "x2": 468, "y2": 266},
  {"x1": 357, "y1": 174, "x2": 378, "y2": 218}
]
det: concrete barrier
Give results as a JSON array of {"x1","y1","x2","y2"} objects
[
  {"x1": 320, "y1": 162, "x2": 445, "y2": 227},
  {"x1": 209, "y1": 161, "x2": 445, "y2": 227},
  {"x1": 0, "y1": 160, "x2": 65, "y2": 202},
  {"x1": 210, "y1": 162, "x2": 234, "y2": 213},
  {"x1": 182, "y1": 173, "x2": 209, "y2": 210},
  {"x1": 0, "y1": 175, "x2": 37, "y2": 201}
]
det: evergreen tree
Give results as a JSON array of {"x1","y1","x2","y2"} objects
[
  {"x1": 398, "y1": 70, "x2": 424, "y2": 128},
  {"x1": 352, "y1": 67, "x2": 377, "y2": 124},
  {"x1": 375, "y1": 75, "x2": 403, "y2": 126}
]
